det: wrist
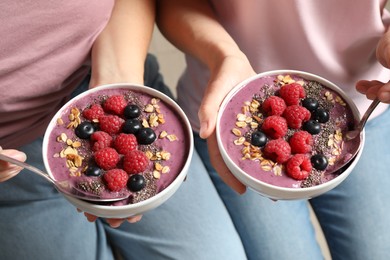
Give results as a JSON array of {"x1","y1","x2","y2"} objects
[
  {"x1": 90, "y1": 68, "x2": 145, "y2": 88},
  {"x1": 201, "y1": 40, "x2": 248, "y2": 73}
]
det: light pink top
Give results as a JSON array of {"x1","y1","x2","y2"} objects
[
  {"x1": 177, "y1": 0, "x2": 390, "y2": 132},
  {"x1": 0, "y1": 1, "x2": 114, "y2": 148}
]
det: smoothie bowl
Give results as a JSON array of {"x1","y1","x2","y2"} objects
[
  {"x1": 43, "y1": 83, "x2": 193, "y2": 218},
  {"x1": 216, "y1": 70, "x2": 364, "y2": 200}
]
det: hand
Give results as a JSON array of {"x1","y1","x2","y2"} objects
[
  {"x1": 0, "y1": 147, "x2": 27, "y2": 182},
  {"x1": 199, "y1": 54, "x2": 256, "y2": 194},
  {"x1": 376, "y1": 29, "x2": 390, "y2": 70},
  {"x1": 357, "y1": 31, "x2": 390, "y2": 103},
  {"x1": 80, "y1": 210, "x2": 143, "y2": 228},
  {"x1": 356, "y1": 80, "x2": 390, "y2": 103}
]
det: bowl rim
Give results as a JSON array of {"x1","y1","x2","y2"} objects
[
  {"x1": 216, "y1": 69, "x2": 363, "y2": 195},
  {"x1": 42, "y1": 83, "x2": 194, "y2": 211}
]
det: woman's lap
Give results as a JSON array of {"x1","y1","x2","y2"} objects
[
  {"x1": 0, "y1": 138, "x2": 247, "y2": 260},
  {"x1": 106, "y1": 151, "x2": 246, "y2": 260},
  {"x1": 0, "y1": 137, "x2": 113, "y2": 260},
  {"x1": 194, "y1": 134, "x2": 323, "y2": 260},
  {"x1": 194, "y1": 108, "x2": 390, "y2": 260},
  {"x1": 311, "y1": 108, "x2": 390, "y2": 260}
]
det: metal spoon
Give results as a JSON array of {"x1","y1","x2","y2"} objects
[
  {"x1": 345, "y1": 98, "x2": 380, "y2": 140},
  {"x1": 0, "y1": 153, "x2": 129, "y2": 202},
  {"x1": 328, "y1": 98, "x2": 380, "y2": 173}
]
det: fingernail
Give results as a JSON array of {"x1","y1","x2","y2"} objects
[
  {"x1": 109, "y1": 221, "x2": 123, "y2": 228},
  {"x1": 8, "y1": 151, "x2": 27, "y2": 162},
  {"x1": 127, "y1": 215, "x2": 142, "y2": 223},
  {"x1": 236, "y1": 186, "x2": 247, "y2": 195},
  {"x1": 379, "y1": 92, "x2": 390, "y2": 102},
  {"x1": 199, "y1": 121, "x2": 208, "y2": 139},
  {"x1": 84, "y1": 213, "x2": 96, "y2": 222}
]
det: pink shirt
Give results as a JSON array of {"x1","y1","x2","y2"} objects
[
  {"x1": 0, "y1": 1, "x2": 114, "y2": 148},
  {"x1": 177, "y1": 0, "x2": 390, "y2": 132}
]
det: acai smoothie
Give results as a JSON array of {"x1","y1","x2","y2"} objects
[
  {"x1": 45, "y1": 86, "x2": 191, "y2": 205},
  {"x1": 219, "y1": 73, "x2": 359, "y2": 189}
]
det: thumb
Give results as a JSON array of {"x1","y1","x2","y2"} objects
[
  {"x1": 1, "y1": 148, "x2": 27, "y2": 162},
  {"x1": 0, "y1": 147, "x2": 27, "y2": 182},
  {"x1": 198, "y1": 101, "x2": 219, "y2": 139},
  {"x1": 198, "y1": 78, "x2": 232, "y2": 139},
  {"x1": 0, "y1": 147, "x2": 27, "y2": 170}
]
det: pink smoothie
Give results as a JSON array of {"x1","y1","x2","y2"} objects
[
  {"x1": 45, "y1": 87, "x2": 191, "y2": 204},
  {"x1": 219, "y1": 74, "x2": 358, "y2": 188}
]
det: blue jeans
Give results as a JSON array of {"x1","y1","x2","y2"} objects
[
  {"x1": 194, "y1": 107, "x2": 390, "y2": 260},
  {"x1": 0, "y1": 137, "x2": 250, "y2": 260}
]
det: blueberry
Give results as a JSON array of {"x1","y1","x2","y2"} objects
[
  {"x1": 302, "y1": 98, "x2": 319, "y2": 112},
  {"x1": 123, "y1": 104, "x2": 141, "y2": 119},
  {"x1": 128, "y1": 174, "x2": 146, "y2": 192},
  {"x1": 302, "y1": 120, "x2": 321, "y2": 135},
  {"x1": 85, "y1": 166, "x2": 103, "y2": 177},
  {"x1": 75, "y1": 121, "x2": 95, "y2": 139},
  {"x1": 137, "y1": 127, "x2": 157, "y2": 145},
  {"x1": 311, "y1": 154, "x2": 328, "y2": 171},
  {"x1": 122, "y1": 119, "x2": 142, "y2": 134},
  {"x1": 251, "y1": 131, "x2": 268, "y2": 147},
  {"x1": 312, "y1": 108, "x2": 330, "y2": 123}
]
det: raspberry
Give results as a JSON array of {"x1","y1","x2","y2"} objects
[
  {"x1": 103, "y1": 95, "x2": 128, "y2": 115},
  {"x1": 289, "y1": 131, "x2": 313, "y2": 154},
  {"x1": 99, "y1": 115, "x2": 124, "y2": 135},
  {"x1": 94, "y1": 147, "x2": 120, "y2": 170},
  {"x1": 123, "y1": 150, "x2": 149, "y2": 174},
  {"x1": 103, "y1": 169, "x2": 129, "y2": 192},
  {"x1": 279, "y1": 83, "x2": 305, "y2": 105},
  {"x1": 82, "y1": 104, "x2": 105, "y2": 121},
  {"x1": 262, "y1": 96, "x2": 286, "y2": 116},
  {"x1": 283, "y1": 105, "x2": 311, "y2": 129},
  {"x1": 261, "y1": 115, "x2": 288, "y2": 139},
  {"x1": 90, "y1": 131, "x2": 113, "y2": 152},
  {"x1": 286, "y1": 154, "x2": 312, "y2": 180},
  {"x1": 263, "y1": 139, "x2": 291, "y2": 163},
  {"x1": 114, "y1": 133, "x2": 138, "y2": 154}
]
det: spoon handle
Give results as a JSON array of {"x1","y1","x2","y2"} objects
[
  {"x1": 356, "y1": 98, "x2": 381, "y2": 132},
  {"x1": 0, "y1": 153, "x2": 54, "y2": 184}
]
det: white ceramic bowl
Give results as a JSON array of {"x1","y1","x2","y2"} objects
[
  {"x1": 43, "y1": 83, "x2": 193, "y2": 218},
  {"x1": 216, "y1": 70, "x2": 364, "y2": 200}
]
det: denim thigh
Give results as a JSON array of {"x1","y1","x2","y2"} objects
[
  {"x1": 0, "y1": 138, "x2": 113, "y2": 260},
  {"x1": 311, "y1": 108, "x2": 390, "y2": 260},
  {"x1": 194, "y1": 134, "x2": 324, "y2": 260}
]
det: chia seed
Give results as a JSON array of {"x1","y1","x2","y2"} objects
[
  {"x1": 131, "y1": 172, "x2": 158, "y2": 203},
  {"x1": 301, "y1": 169, "x2": 323, "y2": 188},
  {"x1": 77, "y1": 180, "x2": 104, "y2": 195}
]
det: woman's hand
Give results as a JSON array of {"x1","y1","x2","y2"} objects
[
  {"x1": 356, "y1": 80, "x2": 390, "y2": 103},
  {"x1": 0, "y1": 147, "x2": 27, "y2": 182},
  {"x1": 199, "y1": 54, "x2": 256, "y2": 194},
  {"x1": 356, "y1": 30, "x2": 390, "y2": 103}
]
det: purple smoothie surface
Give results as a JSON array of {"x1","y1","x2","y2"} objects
[
  {"x1": 219, "y1": 74, "x2": 358, "y2": 188},
  {"x1": 46, "y1": 87, "x2": 190, "y2": 204}
]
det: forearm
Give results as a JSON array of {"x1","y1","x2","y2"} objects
[
  {"x1": 156, "y1": 0, "x2": 245, "y2": 72},
  {"x1": 90, "y1": 0, "x2": 155, "y2": 86}
]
